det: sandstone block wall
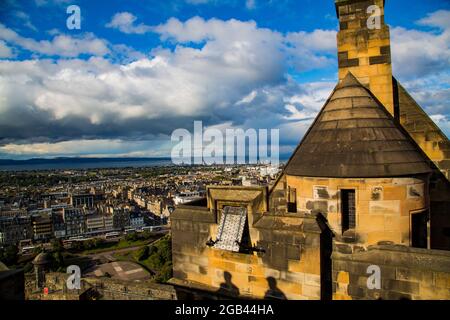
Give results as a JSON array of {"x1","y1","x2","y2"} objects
[
  {"x1": 84, "y1": 277, "x2": 177, "y2": 300},
  {"x1": 171, "y1": 202, "x2": 326, "y2": 300},
  {"x1": 333, "y1": 244, "x2": 450, "y2": 300},
  {"x1": 25, "y1": 272, "x2": 178, "y2": 300},
  {"x1": 286, "y1": 175, "x2": 429, "y2": 247}
]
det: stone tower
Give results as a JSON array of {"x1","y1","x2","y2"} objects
[
  {"x1": 335, "y1": 0, "x2": 394, "y2": 116},
  {"x1": 335, "y1": 0, "x2": 450, "y2": 250},
  {"x1": 32, "y1": 252, "x2": 51, "y2": 290},
  {"x1": 335, "y1": 0, "x2": 450, "y2": 182}
]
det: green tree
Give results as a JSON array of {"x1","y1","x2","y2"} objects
[
  {"x1": 142, "y1": 230, "x2": 152, "y2": 239},
  {"x1": 126, "y1": 233, "x2": 138, "y2": 242},
  {"x1": 52, "y1": 251, "x2": 64, "y2": 270},
  {"x1": 33, "y1": 246, "x2": 42, "y2": 254},
  {"x1": 0, "y1": 245, "x2": 18, "y2": 266},
  {"x1": 135, "y1": 246, "x2": 150, "y2": 261},
  {"x1": 23, "y1": 262, "x2": 33, "y2": 273},
  {"x1": 155, "y1": 261, "x2": 173, "y2": 283},
  {"x1": 157, "y1": 237, "x2": 171, "y2": 262},
  {"x1": 148, "y1": 245, "x2": 157, "y2": 256},
  {"x1": 71, "y1": 241, "x2": 84, "y2": 251},
  {"x1": 93, "y1": 238, "x2": 105, "y2": 248},
  {"x1": 145, "y1": 235, "x2": 173, "y2": 282},
  {"x1": 51, "y1": 238, "x2": 64, "y2": 252}
]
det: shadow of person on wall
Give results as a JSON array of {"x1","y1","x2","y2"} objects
[
  {"x1": 264, "y1": 277, "x2": 287, "y2": 300},
  {"x1": 217, "y1": 271, "x2": 240, "y2": 297}
]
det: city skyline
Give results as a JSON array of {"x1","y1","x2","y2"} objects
[{"x1": 0, "y1": 0, "x2": 449, "y2": 160}]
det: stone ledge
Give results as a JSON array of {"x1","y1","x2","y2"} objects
[
  {"x1": 176, "y1": 204, "x2": 210, "y2": 211},
  {"x1": 333, "y1": 245, "x2": 450, "y2": 273},
  {"x1": 171, "y1": 207, "x2": 216, "y2": 223},
  {"x1": 168, "y1": 278, "x2": 256, "y2": 300},
  {"x1": 368, "y1": 244, "x2": 450, "y2": 257}
]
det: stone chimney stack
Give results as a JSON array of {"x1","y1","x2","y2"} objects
[{"x1": 335, "y1": 0, "x2": 395, "y2": 116}]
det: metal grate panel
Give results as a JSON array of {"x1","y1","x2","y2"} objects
[{"x1": 214, "y1": 206, "x2": 247, "y2": 252}]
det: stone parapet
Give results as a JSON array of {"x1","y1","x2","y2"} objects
[{"x1": 332, "y1": 244, "x2": 450, "y2": 300}]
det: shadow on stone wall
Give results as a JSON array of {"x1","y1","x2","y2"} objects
[
  {"x1": 264, "y1": 277, "x2": 287, "y2": 300},
  {"x1": 217, "y1": 271, "x2": 240, "y2": 297}
]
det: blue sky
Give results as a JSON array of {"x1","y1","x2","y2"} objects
[{"x1": 0, "y1": 0, "x2": 449, "y2": 159}]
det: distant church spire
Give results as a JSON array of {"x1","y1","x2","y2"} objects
[{"x1": 335, "y1": 0, "x2": 394, "y2": 116}]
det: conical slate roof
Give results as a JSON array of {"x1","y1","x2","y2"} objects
[{"x1": 285, "y1": 72, "x2": 432, "y2": 178}]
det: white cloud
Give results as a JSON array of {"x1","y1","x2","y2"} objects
[
  {"x1": 0, "y1": 139, "x2": 172, "y2": 158},
  {"x1": 431, "y1": 114, "x2": 447, "y2": 123},
  {"x1": 286, "y1": 29, "x2": 336, "y2": 53},
  {"x1": 418, "y1": 9, "x2": 450, "y2": 30},
  {"x1": 285, "y1": 29, "x2": 337, "y2": 71},
  {"x1": 0, "y1": 40, "x2": 14, "y2": 58},
  {"x1": 283, "y1": 81, "x2": 335, "y2": 119},
  {"x1": 2, "y1": 10, "x2": 449, "y2": 159},
  {"x1": 401, "y1": 73, "x2": 450, "y2": 119},
  {"x1": 391, "y1": 10, "x2": 450, "y2": 79},
  {"x1": 153, "y1": 16, "x2": 335, "y2": 72},
  {"x1": 0, "y1": 20, "x2": 285, "y2": 125},
  {"x1": 106, "y1": 12, "x2": 152, "y2": 34},
  {"x1": 235, "y1": 90, "x2": 257, "y2": 105},
  {"x1": 154, "y1": 16, "x2": 279, "y2": 43},
  {"x1": 389, "y1": 10, "x2": 450, "y2": 135},
  {"x1": 0, "y1": 23, "x2": 110, "y2": 57},
  {"x1": 0, "y1": 15, "x2": 373, "y2": 158},
  {"x1": 14, "y1": 11, "x2": 38, "y2": 31}
]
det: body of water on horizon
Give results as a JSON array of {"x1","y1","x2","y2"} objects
[{"x1": 0, "y1": 159, "x2": 174, "y2": 172}]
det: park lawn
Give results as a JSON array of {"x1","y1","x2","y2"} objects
[
  {"x1": 81, "y1": 238, "x2": 155, "y2": 255},
  {"x1": 112, "y1": 250, "x2": 134, "y2": 261}
]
